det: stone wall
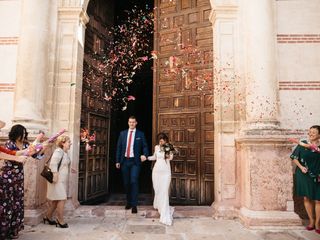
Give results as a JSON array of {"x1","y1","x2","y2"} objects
[
  {"x1": 0, "y1": 0, "x2": 21, "y2": 130},
  {"x1": 277, "y1": 0, "x2": 320, "y2": 130}
]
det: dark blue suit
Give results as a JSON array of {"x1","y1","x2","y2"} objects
[{"x1": 116, "y1": 129, "x2": 148, "y2": 206}]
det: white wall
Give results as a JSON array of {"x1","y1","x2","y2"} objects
[
  {"x1": 277, "y1": 0, "x2": 320, "y2": 130},
  {"x1": 0, "y1": 0, "x2": 21, "y2": 132}
]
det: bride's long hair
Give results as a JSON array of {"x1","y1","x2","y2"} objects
[{"x1": 157, "y1": 132, "x2": 169, "y2": 144}]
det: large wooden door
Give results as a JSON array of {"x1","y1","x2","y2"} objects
[
  {"x1": 78, "y1": 0, "x2": 113, "y2": 203},
  {"x1": 154, "y1": 0, "x2": 214, "y2": 205},
  {"x1": 79, "y1": 58, "x2": 111, "y2": 203},
  {"x1": 79, "y1": 110, "x2": 110, "y2": 203}
]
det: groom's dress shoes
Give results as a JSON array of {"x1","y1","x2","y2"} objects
[
  {"x1": 132, "y1": 206, "x2": 138, "y2": 214},
  {"x1": 125, "y1": 205, "x2": 132, "y2": 210}
]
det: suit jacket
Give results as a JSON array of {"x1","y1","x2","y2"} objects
[{"x1": 116, "y1": 129, "x2": 149, "y2": 165}]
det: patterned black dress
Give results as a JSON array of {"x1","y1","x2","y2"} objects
[{"x1": 0, "y1": 141, "x2": 28, "y2": 239}]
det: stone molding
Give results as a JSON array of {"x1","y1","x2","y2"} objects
[
  {"x1": 58, "y1": 7, "x2": 89, "y2": 25},
  {"x1": 58, "y1": 0, "x2": 82, "y2": 8},
  {"x1": 209, "y1": 5, "x2": 238, "y2": 24},
  {"x1": 239, "y1": 207, "x2": 302, "y2": 229},
  {"x1": 236, "y1": 134, "x2": 293, "y2": 145}
]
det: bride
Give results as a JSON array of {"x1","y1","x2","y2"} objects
[{"x1": 147, "y1": 132, "x2": 174, "y2": 225}]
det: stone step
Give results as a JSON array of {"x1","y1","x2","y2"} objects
[{"x1": 73, "y1": 205, "x2": 213, "y2": 219}]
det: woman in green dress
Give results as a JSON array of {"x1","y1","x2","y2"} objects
[{"x1": 290, "y1": 125, "x2": 320, "y2": 233}]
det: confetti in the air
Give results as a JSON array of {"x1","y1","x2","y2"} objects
[{"x1": 83, "y1": 5, "x2": 154, "y2": 111}]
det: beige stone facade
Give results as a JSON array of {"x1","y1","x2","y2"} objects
[{"x1": 0, "y1": 0, "x2": 319, "y2": 228}]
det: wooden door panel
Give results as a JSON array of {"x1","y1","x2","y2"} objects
[
  {"x1": 79, "y1": 111, "x2": 110, "y2": 203},
  {"x1": 158, "y1": 113, "x2": 200, "y2": 205},
  {"x1": 86, "y1": 113, "x2": 109, "y2": 200},
  {"x1": 155, "y1": 0, "x2": 214, "y2": 205}
]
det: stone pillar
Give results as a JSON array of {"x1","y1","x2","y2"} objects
[
  {"x1": 236, "y1": 136, "x2": 302, "y2": 228},
  {"x1": 210, "y1": 0, "x2": 301, "y2": 228},
  {"x1": 24, "y1": 151, "x2": 52, "y2": 225},
  {"x1": 13, "y1": 0, "x2": 52, "y2": 225},
  {"x1": 52, "y1": 1, "x2": 89, "y2": 213},
  {"x1": 210, "y1": 2, "x2": 241, "y2": 219},
  {"x1": 13, "y1": 0, "x2": 50, "y2": 130},
  {"x1": 236, "y1": 0, "x2": 301, "y2": 227},
  {"x1": 244, "y1": 0, "x2": 279, "y2": 130}
]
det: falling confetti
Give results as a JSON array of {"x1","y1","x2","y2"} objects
[{"x1": 83, "y1": 5, "x2": 154, "y2": 111}]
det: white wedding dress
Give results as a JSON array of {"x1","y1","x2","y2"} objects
[{"x1": 148, "y1": 145, "x2": 174, "y2": 225}]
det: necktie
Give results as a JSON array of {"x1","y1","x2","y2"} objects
[{"x1": 126, "y1": 131, "x2": 133, "y2": 158}]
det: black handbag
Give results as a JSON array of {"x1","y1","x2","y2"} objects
[{"x1": 41, "y1": 154, "x2": 63, "y2": 183}]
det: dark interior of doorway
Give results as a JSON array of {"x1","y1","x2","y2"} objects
[{"x1": 107, "y1": 0, "x2": 154, "y2": 205}]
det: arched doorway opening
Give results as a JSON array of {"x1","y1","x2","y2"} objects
[
  {"x1": 78, "y1": 0, "x2": 215, "y2": 206},
  {"x1": 79, "y1": 0, "x2": 154, "y2": 205}
]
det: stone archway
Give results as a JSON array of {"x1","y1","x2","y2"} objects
[
  {"x1": 78, "y1": 0, "x2": 216, "y2": 204},
  {"x1": 79, "y1": 0, "x2": 217, "y2": 206}
]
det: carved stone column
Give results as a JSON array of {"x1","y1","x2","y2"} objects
[
  {"x1": 13, "y1": 0, "x2": 51, "y2": 130},
  {"x1": 52, "y1": 1, "x2": 89, "y2": 213},
  {"x1": 244, "y1": 0, "x2": 279, "y2": 131},
  {"x1": 236, "y1": 0, "x2": 301, "y2": 227},
  {"x1": 210, "y1": 2, "x2": 241, "y2": 219},
  {"x1": 13, "y1": 0, "x2": 52, "y2": 225},
  {"x1": 210, "y1": 0, "x2": 301, "y2": 227}
]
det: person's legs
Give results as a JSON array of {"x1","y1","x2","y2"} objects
[
  {"x1": 130, "y1": 164, "x2": 141, "y2": 207},
  {"x1": 304, "y1": 197, "x2": 315, "y2": 228},
  {"x1": 121, "y1": 160, "x2": 132, "y2": 206},
  {"x1": 56, "y1": 200, "x2": 66, "y2": 224},
  {"x1": 46, "y1": 200, "x2": 58, "y2": 219},
  {"x1": 315, "y1": 200, "x2": 320, "y2": 229}
]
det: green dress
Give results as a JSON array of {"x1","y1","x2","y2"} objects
[{"x1": 290, "y1": 141, "x2": 320, "y2": 200}]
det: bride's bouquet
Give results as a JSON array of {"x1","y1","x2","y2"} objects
[{"x1": 161, "y1": 143, "x2": 178, "y2": 159}]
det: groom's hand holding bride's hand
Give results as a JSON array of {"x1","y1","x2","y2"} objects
[{"x1": 140, "y1": 155, "x2": 147, "y2": 162}]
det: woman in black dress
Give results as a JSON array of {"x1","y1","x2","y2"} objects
[
  {"x1": 1, "y1": 124, "x2": 41, "y2": 239},
  {"x1": 0, "y1": 122, "x2": 29, "y2": 240}
]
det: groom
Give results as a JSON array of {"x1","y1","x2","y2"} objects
[{"x1": 116, "y1": 116, "x2": 149, "y2": 213}]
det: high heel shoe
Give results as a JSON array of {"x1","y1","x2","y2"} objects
[
  {"x1": 56, "y1": 220, "x2": 69, "y2": 228},
  {"x1": 305, "y1": 225, "x2": 315, "y2": 231},
  {"x1": 9, "y1": 233, "x2": 19, "y2": 239},
  {"x1": 43, "y1": 216, "x2": 56, "y2": 225}
]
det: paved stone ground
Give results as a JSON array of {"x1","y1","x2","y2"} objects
[{"x1": 19, "y1": 206, "x2": 320, "y2": 240}]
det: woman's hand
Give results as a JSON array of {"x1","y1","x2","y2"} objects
[
  {"x1": 42, "y1": 142, "x2": 50, "y2": 151},
  {"x1": 165, "y1": 153, "x2": 173, "y2": 161},
  {"x1": 16, "y1": 156, "x2": 28, "y2": 164},
  {"x1": 288, "y1": 138, "x2": 299, "y2": 144},
  {"x1": 52, "y1": 173, "x2": 58, "y2": 183},
  {"x1": 140, "y1": 155, "x2": 147, "y2": 162},
  {"x1": 24, "y1": 145, "x2": 37, "y2": 156},
  {"x1": 71, "y1": 168, "x2": 77, "y2": 174},
  {"x1": 300, "y1": 166, "x2": 308, "y2": 174}
]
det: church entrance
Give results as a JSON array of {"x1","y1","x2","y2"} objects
[
  {"x1": 79, "y1": 0, "x2": 154, "y2": 205},
  {"x1": 79, "y1": 0, "x2": 214, "y2": 206}
]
